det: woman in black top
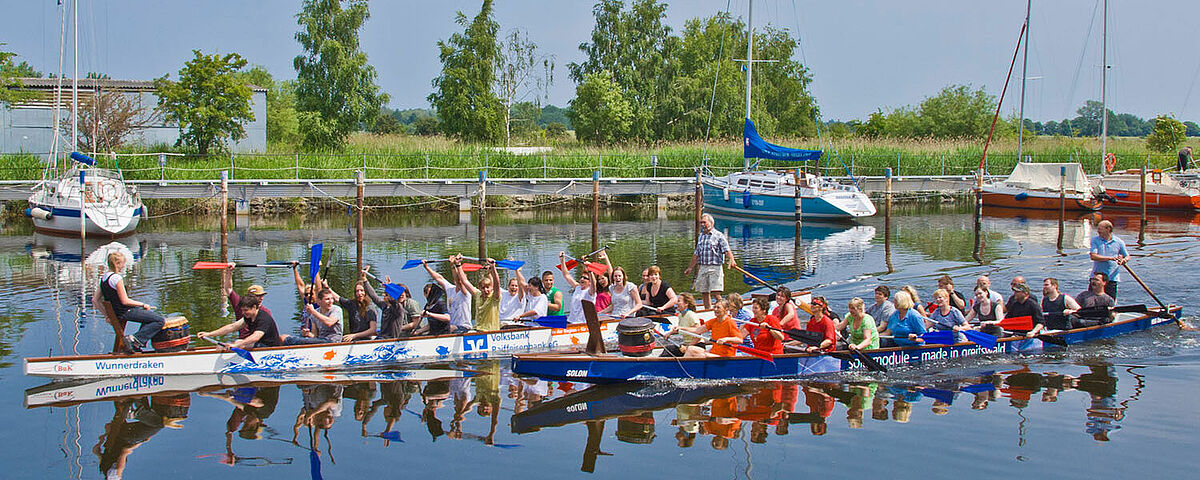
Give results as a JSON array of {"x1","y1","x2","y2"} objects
[
  {"x1": 638, "y1": 265, "x2": 679, "y2": 316},
  {"x1": 328, "y1": 278, "x2": 378, "y2": 341},
  {"x1": 96, "y1": 251, "x2": 164, "y2": 352}
]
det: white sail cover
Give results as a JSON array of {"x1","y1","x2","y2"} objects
[{"x1": 1003, "y1": 163, "x2": 1091, "y2": 192}]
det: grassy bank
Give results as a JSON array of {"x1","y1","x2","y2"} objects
[{"x1": 1, "y1": 134, "x2": 1185, "y2": 182}]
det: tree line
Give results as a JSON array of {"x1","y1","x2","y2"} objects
[{"x1": 2, "y1": 1, "x2": 1198, "y2": 155}]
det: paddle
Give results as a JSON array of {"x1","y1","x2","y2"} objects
[
  {"x1": 961, "y1": 329, "x2": 998, "y2": 349},
  {"x1": 676, "y1": 329, "x2": 774, "y2": 363},
  {"x1": 731, "y1": 264, "x2": 800, "y2": 306},
  {"x1": 193, "y1": 261, "x2": 307, "y2": 270},
  {"x1": 309, "y1": 244, "x2": 323, "y2": 282},
  {"x1": 741, "y1": 318, "x2": 887, "y2": 372},
  {"x1": 881, "y1": 330, "x2": 956, "y2": 345},
  {"x1": 516, "y1": 315, "x2": 568, "y2": 328},
  {"x1": 461, "y1": 256, "x2": 525, "y2": 270},
  {"x1": 559, "y1": 246, "x2": 609, "y2": 271},
  {"x1": 919, "y1": 387, "x2": 956, "y2": 404},
  {"x1": 1121, "y1": 262, "x2": 1179, "y2": 321},
  {"x1": 986, "y1": 315, "x2": 1033, "y2": 331},
  {"x1": 200, "y1": 336, "x2": 256, "y2": 363},
  {"x1": 558, "y1": 254, "x2": 609, "y2": 275}
]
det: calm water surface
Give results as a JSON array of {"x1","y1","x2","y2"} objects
[{"x1": 1, "y1": 205, "x2": 1197, "y2": 479}]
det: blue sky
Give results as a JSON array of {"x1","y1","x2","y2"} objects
[{"x1": 5, "y1": 0, "x2": 1199, "y2": 122}]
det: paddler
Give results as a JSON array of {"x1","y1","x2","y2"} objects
[
  {"x1": 666, "y1": 298, "x2": 747, "y2": 358},
  {"x1": 198, "y1": 295, "x2": 283, "y2": 349},
  {"x1": 422, "y1": 255, "x2": 473, "y2": 334},
  {"x1": 454, "y1": 257, "x2": 501, "y2": 331},
  {"x1": 559, "y1": 251, "x2": 598, "y2": 325}
]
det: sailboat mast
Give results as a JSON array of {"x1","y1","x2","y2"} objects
[
  {"x1": 1100, "y1": 0, "x2": 1108, "y2": 173},
  {"x1": 71, "y1": 0, "x2": 78, "y2": 153},
  {"x1": 744, "y1": 0, "x2": 754, "y2": 171},
  {"x1": 1017, "y1": 0, "x2": 1030, "y2": 162}
]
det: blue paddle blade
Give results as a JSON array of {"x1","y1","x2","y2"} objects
[
  {"x1": 310, "y1": 450, "x2": 322, "y2": 480},
  {"x1": 920, "y1": 387, "x2": 956, "y2": 404},
  {"x1": 963, "y1": 330, "x2": 998, "y2": 349},
  {"x1": 401, "y1": 259, "x2": 424, "y2": 270},
  {"x1": 921, "y1": 330, "x2": 956, "y2": 345},
  {"x1": 309, "y1": 243, "x2": 323, "y2": 281},
  {"x1": 384, "y1": 283, "x2": 406, "y2": 300},
  {"x1": 380, "y1": 431, "x2": 402, "y2": 441},
  {"x1": 491, "y1": 443, "x2": 521, "y2": 449},
  {"x1": 495, "y1": 259, "x2": 526, "y2": 270},
  {"x1": 961, "y1": 382, "x2": 996, "y2": 394},
  {"x1": 532, "y1": 315, "x2": 568, "y2": 328},
  {"x1": 231, "y1": 346, "x2": 256, "y2": 363}
]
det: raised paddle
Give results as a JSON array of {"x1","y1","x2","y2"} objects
[
  {"x1": 461, "y1": 256, "x2": 526, "y2": 271},
  {"x1": 193, "y1": 261, "x2": 308, "y2": 270},
  {"x1": 1121, "y1": 262, "x2": 1179, "y2": 320},
  {"x1": 199, "y1": 336, "x2": 256, "y2": 363},
  {"x1": 731, "y1": 264, "x2": 800, "y2": 305},
  {"x1": 676, "y1": 329, "x2": 775, "y2": 363},
  {"x1": 559, "y1": 246, "x2": 609, "y2": 271}
]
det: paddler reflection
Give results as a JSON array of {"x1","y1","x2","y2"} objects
[{"x1": 94, "y1": 394, "x2": 190, "y2": 479}]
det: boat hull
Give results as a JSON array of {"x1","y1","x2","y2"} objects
[
  {"x1": 980, "y1": 190, "x2": 1102, "y2": 211},
  {"x1": 1102, "y1": 189, "x2": 1200, "y2": 211},
  {"x1": 512, "y1": 307, "x2": 1181, "y2": 383},
  {"x1": 29, "y1": 202, "x2": 142, "y2": 237},
  {"x1": 701, "y1": 177, "x2": 876, "y2": 219},
  {"x1": 25, "y1": 321, "x2": 621, "y2": 378}
]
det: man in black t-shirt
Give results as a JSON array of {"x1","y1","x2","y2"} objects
[
  {"x1": 1178, "y1": 146, "x2": 1193, "y2": 172},
  {"x1": 199, "y1": 295, "x2": 282, "y2": 348}
]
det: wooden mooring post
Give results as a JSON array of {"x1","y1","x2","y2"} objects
[
  {"x1": 592, "y1": 171, "x2": 600, "y2": 252},
  {"x1": 356, "y1": 170, "x2": 365, "y2": 273},
  {"x1": 478, "y1": 170, "x2": 487, "y2": 258},
  {"x1": 220, "y1": 170, "x2": 229, "y2": 263}
]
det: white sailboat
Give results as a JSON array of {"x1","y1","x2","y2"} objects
[
  {"x1": 701, "y1": 0, "x2": 875, "y2": 220},
  {"x1": 25, "y1": 0, "x2": 143, "y2": 237}
]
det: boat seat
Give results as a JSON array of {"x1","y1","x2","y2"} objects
[{"x1": 97, "y1": 299, "x2": 127, "y2": 354}]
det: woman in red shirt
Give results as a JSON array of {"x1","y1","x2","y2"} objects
[
  {"x1": 800, "y1": 296, "x2": 837, "y2": 353},
  {"x1": 748, "y1": 296, "x2": 785, "y2": 354},
  {"x1": 772, "y1": 287, "x2": 800, "y2": 331}
]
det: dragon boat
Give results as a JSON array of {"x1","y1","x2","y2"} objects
[{"x1": 512, "y1": 305, "x2": 1183, "y2": 384}]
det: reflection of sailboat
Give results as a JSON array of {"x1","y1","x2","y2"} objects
[
  {"x1": 980, "y1": 207, "x2": 1096, "y2": 249},
  {"x1": 27, "y1": 233, "x2": 143, "y2": 290},
  {"x1": 712, "y1": 213, "x2": 875, "y2": 284}
]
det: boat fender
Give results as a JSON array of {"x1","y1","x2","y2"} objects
[
  {"x1": 1014, "y1": 192, "x2": 1028, "y2": 201},
  {"x1": 26, "y1": 207, "x2": 53, "y2": 220},
  {"x1": 140, "y1": 204, "x2": 148, "y2": 219},
  {"x1": 742, "y1": 190, "x2": 751, "y2": 208},
  {"x1": 723, "y1": 187, "x2": 730, "y2": 201}
]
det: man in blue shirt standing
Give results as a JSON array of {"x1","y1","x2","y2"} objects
[{"x1": 1089, "y1": 220, "x2": 1128, "y2": 300}]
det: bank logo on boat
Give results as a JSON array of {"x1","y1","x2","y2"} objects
[{"x1": 463, "y1": 334, "x2": 488, "y2": 352}]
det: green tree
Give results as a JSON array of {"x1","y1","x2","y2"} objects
[
  {"x1": 1185, "y1": 121, "x2": 1200, "y2": 137},
  {"x1": 569, "y1": 0, "x2": 674, "y2": 140},
  {"x1": 371, "y1": 109, "x2": 402, "y2": 135},
  {"x1": 1146, "y1": 114, "x2": 1186, "y2": 153},
  {"x1": 0, "y1": 45, "x2": 35, "y2": 104},
  {"x1": 917, "y1": 85, "x2": 997, "y2": 138},
  {"x1": 545, "y1": 121, "x2": 568, "y2": 138},
  {"x1": 154, "y1": 50, "x2": 254, "y2": 155},
  {"x1": 569, "y1": 70, "x2": 633, "y2": 144},
  {"x1": 412, "y1": 116, "x2": 440, "y2": 136},
  {"x1": 294, "y1": 0, "x2": 388, "y2": 150},
  {"x1": 429, "y1": 0, "x2": 504, "y2": 143}
]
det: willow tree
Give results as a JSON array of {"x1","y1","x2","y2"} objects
[{"x1": 294, "y1": 0, "x2": 388, "y2": 150}]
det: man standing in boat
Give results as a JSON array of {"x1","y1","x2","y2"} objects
[
  {"x1": 1089, "y1": 220, "x2": 1127, "y2": 300},
  {"x1": 684, "y1": 213, "x2": 736, "y2": 310}
]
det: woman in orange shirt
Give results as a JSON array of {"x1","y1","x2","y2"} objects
[
  {"x1": 668, "y1": 299, "x2": 747, "y2": 358},
  {"x1": 747, "y1": 296, "x2": 785, "y2": 354}
]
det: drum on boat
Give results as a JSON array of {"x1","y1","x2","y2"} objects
[
  {"x1": 151, "y1": 316, "x2": 190, "y2": 352},
  {"x1": 151, "y1": 393, "x2": 191, "y2": 428},
  {"x1": 616, "y1": 318, "x2": 656, "y2": 357}
]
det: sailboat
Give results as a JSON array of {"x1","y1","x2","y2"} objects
[
  {"x1": 25, "y1": 0, "x2": 144, "y2": 237},
  {"x1": 701, "y1": 1, "x2": 876, "y2": 220}
]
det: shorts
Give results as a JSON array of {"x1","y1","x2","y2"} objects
[{"x1": 692, "y1": 264, "x2": 724, "y2": 292}]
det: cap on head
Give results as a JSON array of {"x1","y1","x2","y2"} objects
[{"x1": 247, "y1": 285, "x2": 266, "y2": 296}]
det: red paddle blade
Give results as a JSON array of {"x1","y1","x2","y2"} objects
[
  {"x1": 733, "y1": 344, "x2": 775, "y2": 363},
  {"x1": 557, "y1": 259, "x2": 580, "y2": 271},
  {"x1": 193, "y1": 261, "x2": 233, "y2": 270},
  {"x1": 998, "y1": 315, "x2": 1033, "y2": 331},
  {"x1": 460, "y1": 263, "x2": 484, "y2": 272},
  {"x1": 584, "y1": 262, "x2": 609, "y2": 275}
]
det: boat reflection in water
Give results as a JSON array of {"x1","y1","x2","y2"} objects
[
  {"x1": 711, "y1": 213, "x2": 875, "y2": 285},
  {"x1": 23, "y1": 357, "x2": 1143, "y2": 478},
  {"x1": 510, "y1": 359, "x2": 1140, "y2": 472},
  {"x1": 26, "y1": 232, "x2": 144, "y2": 291}
]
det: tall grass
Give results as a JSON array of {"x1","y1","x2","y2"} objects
[{"x1": 0, "y1": 133, "x2": 1182, "y2": 182}]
